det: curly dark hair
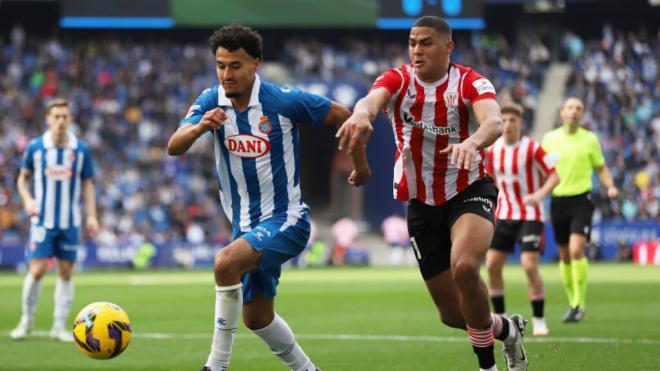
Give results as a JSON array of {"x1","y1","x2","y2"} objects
[{"x1": 208, "y1": 24, "x2": 263, "y2": 60}]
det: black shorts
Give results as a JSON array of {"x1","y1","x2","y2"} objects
[
  {"x1": 491, "y1": 220, "x2": 545, "y2": 254},
  {"x1": 550, "y1": 193, "x2": 594, "y2": 245},
  {"x1": 407, "y1": 177, "x2": 498, "y2": 280}
]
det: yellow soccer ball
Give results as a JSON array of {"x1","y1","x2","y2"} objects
[{"x1": 72, "y1": 302, "x2": 132, "y2": 359}]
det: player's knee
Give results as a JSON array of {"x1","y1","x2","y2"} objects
[
  {"x1": 243, "y1": 315, "x2": 271, "y2": 331},
  {"x1": 486, "y1": 260, "x2": 501, "y2": 277},
  {"x1": 452, "y1": 260, "x2": 481, "y2": 288},
  {"x1": 214, "y1": 249, "x2": 241, "y2": 279}
]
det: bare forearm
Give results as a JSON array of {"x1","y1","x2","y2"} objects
[
  {"x1": 353, "y1": 95, "x2": 382, "y2": 123},
  {"x1": 466, "y1": 116, "x2": 502, "y2": 149},
  {"x1": 535, "y1": 171, "x2": 560, "y2": 199},
  {"x1": 167, "y1": 124, "x2": 207, "y2": 156},
  {"x1": 83, "y1": 180, "x2": 97, "y2": 219},
  {"x1": 350, "y1": 144, "x2": 370, "y2": 172},
  {"x1": 16, "y1": 173, "x2": 33, "y2": 205},
  {"x1": 597, "y1": 166, "x2": 614, "y2": 188}
]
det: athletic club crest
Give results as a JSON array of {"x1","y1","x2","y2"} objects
[
  {"x1": 444, "y1": 91, "x2": 458, "y2": 108},
  {"x1": 258, "y1": 115, "x2": 273, "y2": 134}
]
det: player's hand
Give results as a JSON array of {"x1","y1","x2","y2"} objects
[
  {"x1": 25, "y1": 198, "x2": 39, "y2": 217},
  {"x1": 86, "y1": 217, "x2": 99, "y2": 237},
  {"x1": 523, "y1": 193, "x2": 542, "y2": 206},
  {"x1": 440, "y1": 138, "x2": 478, "y2": 170},
  {"x1": 607, "y1": 186, "x2": 619, "y2": 199},
  {"x1": 199, "y1": 107, "x2": 226, "y2": 132},
  {"x1": 348, "y1": 167, "x2": 371, "y2": 187},
  {"x1": 336, "y1": 112, "x2": 373, "y2": 154}
]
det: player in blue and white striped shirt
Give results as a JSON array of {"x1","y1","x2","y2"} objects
[
  {"x1": 10, "y1": 98, "x2": 98, "y2": 342},
  {"x1": 168, "y1": 25, "x2": 370, "y2": 371}
]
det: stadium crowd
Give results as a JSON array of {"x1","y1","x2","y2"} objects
[
  {"x1": 0, "y1": 25, "x2": 656, "y2": 246},
  {"x1": 563, "y1": 26, "x2": 660, "y2": 221}
]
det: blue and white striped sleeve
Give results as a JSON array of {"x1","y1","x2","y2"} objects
[{"x1": 180, "y1": 86, "x2": 219, "y2": 127}]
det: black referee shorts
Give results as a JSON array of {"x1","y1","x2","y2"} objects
[
  {"x1": 550, "y1": 192, "x2": 595, "y2": 245},
  {"x1": 407, "y1": 177, "x2": 498, "y2": 280}
]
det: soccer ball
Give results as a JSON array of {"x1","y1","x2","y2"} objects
[{"x1": 72, "y1": 302, "x2": 132, "y2": 359}]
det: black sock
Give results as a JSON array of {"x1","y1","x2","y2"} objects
[
  {"x1": 491, "y1": 295, "x2": 505, "y2": 314},
  {"x1": 532, "y1": 299, "x2": 544, "y2": 318},
  {"x1": 494, "y1": 315, "x2": 510, "y2": 341},
  {"x1": 473, "y1": 345, "x2": 496, "y2": 369}
]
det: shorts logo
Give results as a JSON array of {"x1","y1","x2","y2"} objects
[
  {"x1": 253, "y1": 226, "x2": 272, "y2": 241},
  {"x1": 463, "y1": 196, "x2": 493, "y2": 213},
  {"x1": 258, "y1": 116, "x2": 273, "y2": 134},
  {"x1": 522, "y1": 234, "x2": 541, "y2": 248},
  {"x1": 224, "y1": 134, "x2": 271, "y2": 158},
  {"x1": 584, "y1": 226, "x2": 590, "y2": 234},
  {"x1": 31, "y1": 225, "x2": 46, "y2": 243}
]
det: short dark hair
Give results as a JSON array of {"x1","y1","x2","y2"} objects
[
  {"x1": 412, "y1": 16, "x2": 452, "y2": 39},
  {"x1": 208, "y1": 24, "x2": 263, "y2": 60},
  {"x1": 500, "y1": 102, "x2": 524, "y2": 117},
  {"x1": 45, "y1": 98, "x2": 69, "y2": 114}
]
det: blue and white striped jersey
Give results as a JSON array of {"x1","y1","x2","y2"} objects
[
  {"x1": 181, "y1": 76, "x2": 331, "y2": 236},
  {"x1": 21, "y1": 131, "x2": 95, "y2": 230}
]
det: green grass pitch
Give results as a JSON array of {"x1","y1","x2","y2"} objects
[{"x1": 1, "y1": 264, "x2": 659, "y2": 370}]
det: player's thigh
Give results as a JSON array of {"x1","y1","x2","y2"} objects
[
  {"x1": 28, "y1": 258, "x2": 50, "y2": 279},
  {"x1": 56, "y1": 258, "x2": 75, "y2": 279},
  {"x1": 407, "y1": 200, "x2": 451, "y2": 280},
  {"x1": 449, "y1": 213, "x2": 494, "y2": 268},
  {"x1": 217, "y1": 237, "x2": 263, "y2": 275}
]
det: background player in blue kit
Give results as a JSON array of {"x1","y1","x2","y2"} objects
[
  {"x1": 10, "y1": 98, "x2": 98, "y2": 342},
  {"x1": 167, "y1": 25, "x2": 369, "y2": 371}
]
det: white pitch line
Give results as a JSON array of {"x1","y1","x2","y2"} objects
[{"x1": 21, "y1": 331, "x2": 660, "y2": 345}]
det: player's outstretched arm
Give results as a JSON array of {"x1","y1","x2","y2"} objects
[
  {"x1": 16, "y1": 168, "x2": 38, "y2": 217},
  {"x1": 336, "y1": 88, "x2": 391, "y2": 154},
  {"x1": 323, "y1": 102, "x2": 371, "y2": 187},
  {"x1": 441, "y1": 98, "x2": 503, "y2": 170},
  {"x1": 83, "y1": 179, "x2": 99, "y2": 236},
  {"x1": 167, "y1": 108, "x2": 226, "y2": 156}
]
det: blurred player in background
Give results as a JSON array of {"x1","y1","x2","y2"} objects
[
  {"x1": 168, "y1": 25, "x2": 369, "y2": 371},
  {"x1": 542, "y1": 97, "x2": 618, "y2": 323},
  {"x1": 338, "y1": 16, "x2": 528, "y2": 371},
  {"x1": 10, "y1": 98, "x2": 98, "y2": 342},
  {"x1": 485, "y1": 103, "x2": 559, "y2": 336}
]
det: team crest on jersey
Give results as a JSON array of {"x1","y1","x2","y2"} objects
[
  {"x1": 258, "y1": 116, "x2": 273, "y2": 134},
  {"x1": 224, "y1": 134, "x2": 271, "y2": 158},
  {"x1": 444, "y1": 91, "x2": 458, "y2": 108}
]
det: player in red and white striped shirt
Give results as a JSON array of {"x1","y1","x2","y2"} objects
[
  {"x1": 338, "y1": 16, "x2": 528, "y2": 371},
  {"x1": 485, "y1": 103, "x2": 559, "y2": 337}
]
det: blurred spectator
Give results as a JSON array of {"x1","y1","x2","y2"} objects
[{"x1": 381, "y1": 215, "x2": 412, "y2": 266}]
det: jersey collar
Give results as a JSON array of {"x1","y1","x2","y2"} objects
[
  {"x1": 43, "y1": 130, "x2": 78, "y2": 149},
  {"x1": 217, "y1": 75, "x2": 262, "y2": 109}
]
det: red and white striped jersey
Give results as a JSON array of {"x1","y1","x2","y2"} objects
[
  {"x1": 486, "y1": 136, "x2": 556, "y2": 221},
  {"x1": 372, "y1": 62, "x2": 497, "y2": 206}
]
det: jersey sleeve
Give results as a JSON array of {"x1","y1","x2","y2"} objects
[
  {"x1": 532, "y1": 142, "x2": 556, "y2": 175},
  {"x1": 180, "y1": 87, "x2": 219, "y2": 126},
  {"x1": 281, "y1": 87, "x2": 332, "y2": 126},
  {"x1": 371, "y1": 68, "x2": 404, "y2": 96},
  {"x1": 462, "y1": 69, "x2": 497, "y2": 103},
  {"x1": 588, "y1": 133, "x2": 605, "y2": 169},
  {"x1": 81, "y1": 145, "x2": 95, "y2": 180}
]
